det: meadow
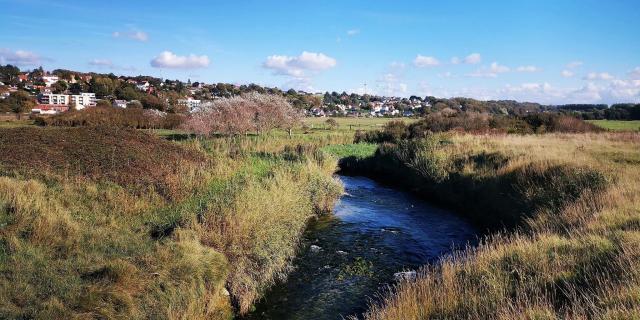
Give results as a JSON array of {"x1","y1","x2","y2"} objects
[
  {"x1": 303, "y1": 116, "x2": 419, "y2": 131},
  {"x1": 588, "y1": 120, "x2": 640, "y2": 131},
  {"x1": 1, "y1": 114, "x2": 639, "y2": 319}
]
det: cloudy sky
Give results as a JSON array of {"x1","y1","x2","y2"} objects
[{"x1": 1, "y1": 0, "x2": 639, "y2": 104}]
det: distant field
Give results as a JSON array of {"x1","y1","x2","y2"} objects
[
  {"x1": 303, "y1": 117, "x2": 418, "y2": 131},
  {"x1": 587, "y1": 120, "x2": 640, "y2": 131},
  {"x1": 0, "y1": 119, "x2": 35, "y2": 128}
]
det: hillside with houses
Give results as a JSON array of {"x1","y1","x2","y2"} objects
[{"x1": 1, "y1": 64, "x2": 639, "y2": 122}]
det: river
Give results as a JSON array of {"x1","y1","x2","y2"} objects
[{"x1": 245, "y1": 175, "x2": 477, "y2": 319}]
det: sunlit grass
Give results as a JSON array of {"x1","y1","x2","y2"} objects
[
  {"x1": 321, "y1": 143, "x2": 377, "y2": 159},
  {"x1": 359, "y1": 133, "x2": 640, "y2": 319},
  {"x1": 587, "y1": 120, "x2": 640, "y2": 131},
  {"x1": 0, "y1": 127, "x2": 344, "y2": 319},
  {"x1": 303, "y1": 117, "x2": 419, "y2": 131}
]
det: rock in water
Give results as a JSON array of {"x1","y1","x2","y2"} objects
[{"x1": 310, "y1": 245, "x2": 322, "y2": 253}]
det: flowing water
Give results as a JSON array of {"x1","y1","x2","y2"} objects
[{"x1": 245, "y1": 175, "x2": 477, "y2": 319}]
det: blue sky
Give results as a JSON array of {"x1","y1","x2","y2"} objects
[{"x1": 1, "y1": 0, "x2": 639, "y2": 104}]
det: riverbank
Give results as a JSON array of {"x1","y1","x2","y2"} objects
[
  {"x1": 0, "y1": 127, "x2": 346, "y2": 319},
  {"x1": 329, "y1": 133, "x2": 640, "y2": 319}
]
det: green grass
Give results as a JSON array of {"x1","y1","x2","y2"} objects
[
  {"x1": 0, "y1": 119, "x2": 35, "y2": 128},
  {"x1": 321, "y1": 143, "x2": 377, "y2": 159},
  {"x1": 587, "y1": 120, "x2": 640, "y2": 131},
  {"x1": 303, "y1": 117, "x2": 418, "y2": 131}
]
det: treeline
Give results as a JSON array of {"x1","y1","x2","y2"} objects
[{"x1": 557, "y1": 103, "x2": 640, "y2": 120}]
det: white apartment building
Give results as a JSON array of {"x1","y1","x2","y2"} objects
[
  {"x1": 39, "y1": 93, "x2": 69, "y2": 105},
  {"x1": 38, "y1": 92, "x2": 96, "y2": 109},
  {"x1": 71, "y1": 93, "x2": 96, "y2": 109}
]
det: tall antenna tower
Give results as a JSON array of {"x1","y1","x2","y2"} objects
[{"x1": 363, "y1": 83, "x2": 367, "y2": 95}]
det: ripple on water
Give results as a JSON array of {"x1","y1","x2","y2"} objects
[{"x1": 245, "y1": 175, "x2": 477, "y2": 320}]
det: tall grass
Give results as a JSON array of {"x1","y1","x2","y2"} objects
[
  {"x1": 356, "y1": 133, "x2": 640, "y2": 319},
  {"x1": 0, "y1": 127, "x2": 343, "y2": 318}
]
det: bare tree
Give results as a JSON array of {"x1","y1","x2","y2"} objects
[{"x1": 181, "y1": 93, "x2": 301, "y2": 137}]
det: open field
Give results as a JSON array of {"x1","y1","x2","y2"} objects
[
  {"x1": 341, "y1": 133, "x2": 640, "y2": 319},
  {"x1": 303, "y1": 117, "x2": 419, "y2": 131},
  {"x1": 587, "y1": 120, "x2": 640, "y2": 131},
  {"x1": 0, "y1": 119, "x2": 35, "y2": 128}
]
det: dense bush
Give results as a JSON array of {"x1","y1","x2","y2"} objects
[
  {"x1": 36, "y1": 107, "x2": 186, "y2": 129},
  {"x1": 354, "y1": 120, "x2": 410, "y2": 143}
]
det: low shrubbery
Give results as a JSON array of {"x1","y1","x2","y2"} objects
[
  {"x1": 35, "y1": 107, "x2": 186, "y2": 129},
  {"x1": 355, "y1": 113, "x2": 602, "y2": 144}
]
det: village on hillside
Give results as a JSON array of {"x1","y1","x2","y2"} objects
[
  {"x1": 1, "y1": 65, "x2": 638, "y2": 122},
  {"x1": 0, "y1": 66, "x2": 432, "y2": 118}
]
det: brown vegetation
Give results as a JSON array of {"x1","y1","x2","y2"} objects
[
  {"x1": 36, "y1": 107, "x2": 186, "y2": 129},
  {"x1": 181, "y1": 92, "x2": 301, "y2": 136},
  {"x1": 0, "y1": 126, "x2": 205, "y2": 199}
]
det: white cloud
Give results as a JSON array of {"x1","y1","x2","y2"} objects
[
  {"x1": 450, "y1": 53, "x2": 481, "y2": 65},
  {"x1": 88, "y1": 59, "x2": 114, "y2": 67},
  {"x1": 561, "y1": 70, "x2": 574, "y2": 78},
  {"x1": 467, "y1": 72, "x2": 498, "y2": 78},
  {"x1": 490, "y1": 62, "x2": 510, "y2": 73},
  {"x1": 413, "y1": 55, "x2": 440, "y2": 67},
  {"x1": 112, "y1": 29, "x2": 148, "y2": 42},
  {"x1": 467, "y1": 62, "x2": 509, "y2": 78},
  {"x1": 263, "y1": 51, "x2": 337, "y2": 77},
  {"x1": 516, "y1": 65, "x2": 539, "y2": 72},
  {"x1": 150, "y1": 51, "x2": 210, "y2": 69},
  {"x1": 88, "y1": 59, "x2": 137, "y2": 72},
  {"x1": 438, "y1": 71, "x2": 453, "y2": 78},
  {"x1": 389, "y1": 61, "x2": 406, "y2": 70},
  {"x1": 566, "y1": 61, "x2": 583, "y2": 69},
  {"x1": 0, "y1": 48, "x2": 43, "y2": 66},
  {"x1": 584, "y1": 72, "x2": 614, "y2": 81},
  {"x1": 628, "y1": 67, "x2": 640, "y2": 80},
  {"x1": 464, "y1": 53, "x2": 482, "y2": 64},
  {"x1": 347, "y1": 29, "x2": 360, "y2": 36}
]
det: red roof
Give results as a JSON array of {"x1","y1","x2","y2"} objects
[{"x1": 34, "y1": 104, "x2": 69, "y2": 111}]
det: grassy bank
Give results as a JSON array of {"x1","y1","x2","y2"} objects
[
  {"x1": 587, "y1": 120, "x2": 640, "y2": 131},
  {"x1": 339, "y1": 133, "x2": 640, "y2": 319},
  {"x1": 0, "y1": 127, "x2": 343, "y2": 318}
]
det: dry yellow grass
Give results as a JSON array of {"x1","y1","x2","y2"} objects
[
  {"x1": 0, "y1": 129, "x2": 343, "y2": 319},
  {"x1": 361, "y1": 133, "x2": 640, "y2": 319}
]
